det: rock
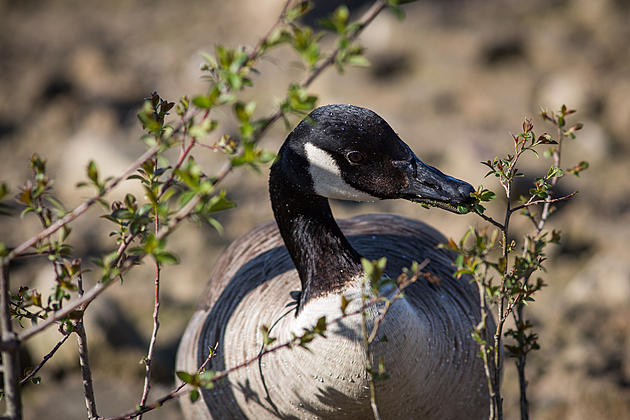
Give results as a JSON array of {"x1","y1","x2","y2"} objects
[
  {"x1": 573, "y1": 120, "x2": 611, "y2": 162},
  {"x1": 536, "y1": 73, "x2": 591, "y2": 113},
  {"x1": 564, "y1": 253, "x2": 630, "y2": 307},
  {"x1": 604, "y1": 78, "x2": 630, "y2": 144}
]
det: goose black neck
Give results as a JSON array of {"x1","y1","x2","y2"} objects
[{"x1": 269, "y1": 164, "x2": 363, "y2": 310}]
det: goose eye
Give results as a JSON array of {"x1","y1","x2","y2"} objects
[{"x1": 346, "y1": 151, "x2": 365, "y2": 164}]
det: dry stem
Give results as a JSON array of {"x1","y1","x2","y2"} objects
[
  {"x1": 18, "y1": 330, "x2": 71, "y2": 386},
  {"x1": 74, "y1": 268, "x2": 99, "y2": 420},
  {"x1": 138, "y1": 207, "x2": 162, "y2": 419},
  {"x1": 1, "y1": 262, "x2": 22, "y2": 419}
]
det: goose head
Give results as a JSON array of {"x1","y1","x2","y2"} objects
[{"x1": 272, "y1": 103, "x2": 475, "y2": 206}]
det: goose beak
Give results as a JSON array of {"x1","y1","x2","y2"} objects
[{"x1": 394, "y1": 156, "x2": 475, "y2": 206}]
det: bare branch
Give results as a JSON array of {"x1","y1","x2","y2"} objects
[
  {"x1": 19, "y1": 330, "x2": 71, "y2": 386},
  {"x1": 75, "y1": 320, "x2": 98, "y2": 419},
  {"x1": 74, "y1": 267, "x2": 99, "y2": 420},
  {"x1": 1, "y1": 261, "x2": 22, "y2": 419},
  {"x1": 104, "y1": 344, "x2": 217, "y2": 420},
  {"x1": 138, "y1": 211, "x2": 162, "y2": 419},
  {"x1": 361, "y1": 284, "x2": 382, "y2": 420},
  {"x1": 536, "y1": 124, "x2": 564, "y2": 233},
  {"x1": 509, "y1": 191, "x2": 576, "y2": 214},
  {"x1": 105, "y1": 388, "x2": 188, "y2": 420},
  {"x1": 474, "y1": 211, "x2": 504, "y2": 230}
]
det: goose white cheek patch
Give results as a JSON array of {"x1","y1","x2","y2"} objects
[{"x1": 304, "y1": 142, "x2": 378, "y2": 202}]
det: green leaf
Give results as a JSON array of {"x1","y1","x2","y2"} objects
[
  {"x1": 110, "y1": 208, "x2": 132, "y2": 220},
  {"x1": 567, "y1": 160, "x2": 589, "y2": 177},
  {"x1": 557, "y1": 116, "x2": 565, "y2": 128},
  {"x1": 258, "y1": 151, "x2": 276, "y2": 164},
  {"x1": 314, "y1": 316, "x2": 327, "y2": 336},
  {"x1": 200, "y1": 52, "x2": 218, "y2": 69},
  {"x1": 478, "y1": 189, "x2": 496, "y2": 202},
  {"x1": 546, "y1": 167, "x2": 564, "y2": 179},
  {"x1": 87, "y1": 161, "x2": 98, "y2": 183},
  {"x1": 340, "y1": 295, "x2": 350, "y2": 314},
  {"x1": 192, "y1": 95, "x2": 214, "y2": 109},
  {"x1": 155, "y1": 251, "x2": 179, "y2": 265},
  {"x1": 137, "y1": 101, "x2": 162, "y2": 134},
  {"x1": 189, "y1": 119, "x2": 218, "y2": 139},
  {"x1": 199, "y1": 370, "x2": 216, "y2": 382},
  {"x1": 0, "y1": 183, "x2": 9, "y2": 201},
  {"x1": 138, "y1": 203, "x2": 154, "y2": 216},
  {"x1": 260, "y1": 325, "x2": 277, "y2": 346},
  {"x1": 207, "y1": 217, "x2": 224, "y2": 235},
  {"x1": 285, "y1": 0, "x2": 313, "y2": 22},
  {"x1": 454, "y1": 254, "x2": 464, "y2": 269},
  {"x1": 206, "y1": 190, "x2": 236, "y2": 212},
  {"x1": 0, "y1": 242, "x2": 9, "y2": 257},
  {"x1": 457, "y1": 205, "x2": 471, "y2": 214},
  {"x1": 176, "y1": 371, "x2": 194, "y2": 384},
  {"x1": 345, "y1": 54, "x2": 370, "y2": 67},
  {"x1": 189, "y1": 389, "x2": 200, "y2": 403}
]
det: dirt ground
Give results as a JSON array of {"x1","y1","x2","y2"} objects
[{"x1": 1, "y1": 0, "x2": 629, "y2": 419}]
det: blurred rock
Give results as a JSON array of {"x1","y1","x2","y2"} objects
[
  {"x1": 57, "y1": 109, "x2": 144, "y2": 200},
  {"x1": 564, "y1": 252, "x2": 630, "y2": 307},
  {"x1": 368, "y1": 51, "x2": 413, "y2": 82},
  {"x1": 536, "y1": 72, "x2": 592, "y2": 114},
  {"x1": 604, "y1": 78, "x2": 630, "y2": 145},
  {"x1": 481, "y1": 36, "x2": 526, "y2": 66},
  {"x1": 573, "y1": 120, "x2": 612, "y2": 162}
]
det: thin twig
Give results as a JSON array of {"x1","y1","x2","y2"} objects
[
  {"x1": 158, "y1": 139, "x2": 196, "y2": 200},
  {"x1": 475, "y1": 211, "x2": 504, "y2": 230},
  {"x1": 536, "y1": 124, "x2": 563, "y2": 233},
  {"x1": 361, "y1": 275, "x2": 382, "y2": 420},
  {"x1": 475, "y1": 266, "x2": 495, "y2": 420},
  {"x1": 246, "y1": 0, "x2": 292, "y2": 63},
  {"x1": 105, "y1": 388, "x2": 188, "y2": 420},
  {"x1": 105, "y1": 344, "x2": 217, "y2": 420},
  {"x1": 19, "y1": 330, "x2": 72, "y2": 386},
  {"x1": 71, "y1": 263, "x2": 99, "y2": 419},
  {"x1": 509, "y1": 192, "x2": 576, "y2": 214},
  {"x1": 492, "y1": 179, "x2": 512, "y2": 420},
  {"x1": 138, "y1": 201, "x2": 162, "y2": 419}
]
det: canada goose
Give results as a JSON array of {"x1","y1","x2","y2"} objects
[{"x1": 176, "y1": 104, "x2": 490, "y2": 419}]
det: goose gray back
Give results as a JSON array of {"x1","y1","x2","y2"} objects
[{"x1": 176, "y1": 104, "x2": 492, "y2": 419}]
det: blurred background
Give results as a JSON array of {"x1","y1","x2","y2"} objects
[{"x1": 1, "y1": 0, "x2": 629, "y2": 418}]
